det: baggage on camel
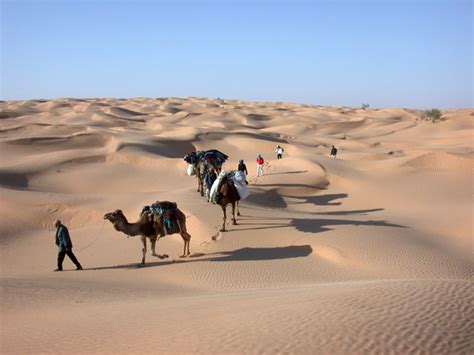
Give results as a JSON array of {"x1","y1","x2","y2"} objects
[
  {"x1": 203, "y1": 150, "x2": 229, "y2": 166},
  {"x1": 232, "y1": 170, "x2": 249, "y2": 200},
  {"x1": 185, "y1": 149, "x2": 228, "y2": 168},
  {"x1": 209, "y1": 171, "x2": 227, "y2": 203},
  {"x1": 187, "y1": 164, "x2": 194, "y2": 176},
  {"x1": 142, "y1": 201, "x2": 182, "y2": 236},
  {"x1": 209, "y1": 170, "x2": 249, "y2": 203}
]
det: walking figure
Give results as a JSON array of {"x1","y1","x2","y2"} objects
[
  {"x1": 238, "y1": 159, "x2": 248, "y2": 175},
  {"x1": 275, "y1": 145, "x2": 284, "y2": 159},
  {"x1": 256, "y1": 154, "x2": 264, "y2": 177},
  {"x1": 53, "y1": 220, "x2": 83, "y2": 271}
]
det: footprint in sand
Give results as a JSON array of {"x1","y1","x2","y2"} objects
[{"x1": 211, "y1": 231, "x2": 223, "y2": 241}]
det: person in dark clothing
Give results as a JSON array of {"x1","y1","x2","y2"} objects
[
  {"x1": 330, "y1": 145, "x2": 338, "y2": 158},
  {"x1": 205, "y1": 169, "x2": 217, "y2": 202},
  {"x1": 54, "y1": 220, "x2": 82, "y2": 271},
  {"x1": 237, "y1": 160, "x2": 248, "y2": 175}
]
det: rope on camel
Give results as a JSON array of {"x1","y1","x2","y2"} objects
[{"x1": 78, "y1": 219, "x2": 106, "y2": 252}]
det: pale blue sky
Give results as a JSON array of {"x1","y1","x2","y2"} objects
[{"x1": 1, "y1": 0, "x2": 472, "y2": 108}]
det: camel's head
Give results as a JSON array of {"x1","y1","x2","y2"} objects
[{"x1": 103, "y1": 209, "x2": 124, "y2": 224}]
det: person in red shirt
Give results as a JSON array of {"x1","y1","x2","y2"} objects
[{"x1": 256, "y1": 154, "x2": 264, "y2": 176}]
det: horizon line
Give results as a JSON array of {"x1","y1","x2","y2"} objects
[{"x1": 1, "y1": 95, "x2": 470, "y2": 111}]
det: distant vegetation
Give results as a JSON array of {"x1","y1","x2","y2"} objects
[
  {"x1": 424, "y1": 108, "x2": 445, "y2": 123},
  {"x1": 361, "y1": 103, "x2": 370, "y2": 110}
]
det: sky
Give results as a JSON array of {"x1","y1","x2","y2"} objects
[{"x1": 1, "y1": 0, "x2": 472, "y2": 108}]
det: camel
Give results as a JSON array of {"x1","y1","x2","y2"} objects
[
  {"x1": 196, "y1": 160, "x2": 208, "y2": 197},
  {"x1": 214, "y1": 178, "x2": 241, "y2": 232},
  {"x1": 185, "y1": 150, "x2": 228, "y2": 197},
  {"x1": 185, "y1": 152, "x2": 206, "y2": 196},
  {"x1": 103, "y1": 205, "x2": 191, "y2": 266},
  {"x1": 204, "y1": 149, "x2": 228, "y2": 175}
]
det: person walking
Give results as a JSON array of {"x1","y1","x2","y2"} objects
[
  {"x1": 275, "y1": 145, "x2": 284, "y2": 159},
  {"x1": 330, "y1": 145, "x2": 338, "y2": 158},
  {"x1": 53, "y1": 220, "x2": 83, "y2": 271},
  {"x1": 237, "y1": 159, "x2": 248, "y2": 175},
  {"x1": 205, "y1": 168, "x2": 217, "y2": 202},
  {"x1": 256, "y1": 154, "x2": 264, "y2": 177}
]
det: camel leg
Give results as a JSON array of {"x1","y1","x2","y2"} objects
[
  {"x1": 220, "y1": 205, "x2": 227, "y2": 232},
  {"x1": 232, "y1": 202, "x2": 238, "y2": 225},
  {"x1": 185, "y1": 232, "x2": 191, "y2": 255},
  {"x1": 236, "y1": 201, "x2": 241, "y2": 216},
  {"x1": 150, "y1": 236, "x2": 158, "y2": 256},
  {"x1": 140, "y1": 235, "x2": 147, "y2": 266},
  {"x1": 179, "y1": 232, "x2": 192, "y2": 257},
  {"x1": 150, "y1": 236, "x2": 168, "y2": 259}
]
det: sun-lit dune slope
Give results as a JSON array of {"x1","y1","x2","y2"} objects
[{"x1": 1, "y1": 98, "x2": 473, "y2": 354}]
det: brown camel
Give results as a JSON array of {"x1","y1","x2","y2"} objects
[
  {"x1": 185, "y1": 150, "x2": 227, "y2": 197},
  {"x1": 103, "y1": 206, "x2": 191, "y2": 265},
  {"x1": 215, "y1": 179, "x2": 241, "y2": 232},
  {"x1": 184, "y1": 152, "x2": 207, "y2": 196},
  {"x1": 195, "y1": 160, "x2": 208, "y2": 197},
  {"x1": 195, "y1": 160, "x2": 223, "y2": 197}
]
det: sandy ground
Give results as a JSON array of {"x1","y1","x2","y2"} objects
[{"x1": 0, "y1": 97, "x2": 473, "y2": 354}]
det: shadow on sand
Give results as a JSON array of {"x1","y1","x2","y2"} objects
[
  {"x1": 291, "y1": 217, "x2": 406, "y2": 234},
  {"x1": 84, "y1": 245, "x2": 313, "y2": 271},
  {"x1": 245, "y1": 188, "x2": 287, "y2": 208},
  {"x1": 286, "y1": 193, "x2": 349, "y2": 206}
]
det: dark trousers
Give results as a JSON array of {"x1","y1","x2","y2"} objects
[
  {"x1": 277, "y1": 154, "x2": 282, "y2": 159},
  {"x1": 58, "y1": 249, "x2": 82, "y2": 270}
]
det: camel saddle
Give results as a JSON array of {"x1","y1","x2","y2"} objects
[{"x1": 147, "y1": 201, "x2": 181, "y2": 236}]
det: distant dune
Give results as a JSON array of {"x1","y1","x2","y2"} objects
[{"x1": 1, "y1": 97, "x2": 473, "y2": 354}]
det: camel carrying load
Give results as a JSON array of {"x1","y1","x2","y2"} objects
[
  {"x1": 210, "y1": 170, "x2": 249, "y2": 204},
  {"x1": 184, "y1": 149, "x2": 229, "y2": 196},
  {"x1": 104, "y1": 201, "x2": 191, "y2": 265},
  {"x1": 141, "y1": 201, "x2": 182, "y2": 236},
  {"x1": 202, "y1": 149, "x2": 229, "y2": 172},
  {"x1": 184, "y1": 150, "x2": 229, "y2": 172},
  {"x1": 208, "y1": 170, "x2": 248, "y2": 232}
]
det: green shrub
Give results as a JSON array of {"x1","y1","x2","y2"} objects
[{"x1": 424, "y1": 108, "x2": 444, "y2": 122}]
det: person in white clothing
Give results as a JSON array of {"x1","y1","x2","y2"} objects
[{"x1": 275, "y1": 145, "x2": 284, "y2": 159}]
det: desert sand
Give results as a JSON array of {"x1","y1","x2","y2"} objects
[{"x1": 1, "y1": 97, "x2": 473, "y2": 354}]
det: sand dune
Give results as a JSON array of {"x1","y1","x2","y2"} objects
[
  {"x1": 0, "y1": 98, "x2": 472, "y2": 354},
  {"x1": 402, "y1": 151, "x2": 474, "y2": 171}
]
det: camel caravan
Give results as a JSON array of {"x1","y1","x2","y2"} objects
[
  {"x1": 184, "y1": 149, "x2": 250, "y2": 231},
  {"x1": 104, "y1": 148, "x2": 249, "y2": 265}
]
